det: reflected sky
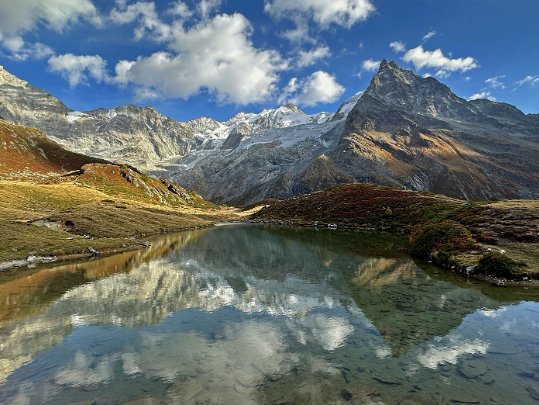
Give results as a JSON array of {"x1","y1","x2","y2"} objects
[{"x1": 0, "y1": 225, "x2": 538, "y2": 404}]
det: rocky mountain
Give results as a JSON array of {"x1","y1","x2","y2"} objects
[
  {"x1": 169, "y1": 61, "x2": 539, "y2": 202},
  {"x1": 0, "y1": 66, "x2": 330, "y2": 170},
  {"x1": 1, "y1": 62, "x2": 538, "y2": 203},
  {"x1": 0, "y1": 67, "x2": 211, "y2": 168}
]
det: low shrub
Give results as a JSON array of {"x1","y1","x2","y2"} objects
[
  {"x1": 475, "y1": 252, "x2": 518, "y2": 279},
  {"x1": 410, "y1": 220, "x2": 476, "y2": 259}
]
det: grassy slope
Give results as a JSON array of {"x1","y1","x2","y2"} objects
[
  {"x1": 0, "y1": 180, "x2": 237, "y2": 263},
  {"x1": 0, "y1": 121, "x2": 238, "y2": 264},
  {"x1": 252, "y1": 184, "x2": 539, "y2": 277}
]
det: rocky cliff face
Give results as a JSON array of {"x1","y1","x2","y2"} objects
[
  {"x1": 1, "y1": 62, "x2": 538, "y2": 203},
  {"x1": 320, "y1": 60, "x2": 539, "y2": 199}
]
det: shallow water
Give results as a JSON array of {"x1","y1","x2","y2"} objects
[{"x1": 0, "y1": 225, "x2": 538, "y2": 404}]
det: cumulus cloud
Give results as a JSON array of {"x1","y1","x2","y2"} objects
[
  {"x1": 114, "y1": 13, "x2": 285, "y2": 104},
  {"x1": 284, "y1": 71, "x2": 345, "y2": 107},
  {"x1": 361, "y1": 59, "x2": 381, "y2": 72},
  {"x1": 0, "y1": 36, "x2": 54, "y2": 61},
  {"x1": 166, "y1": 1, "x2": 193, "y2": 19},
  {"x1": 0, "y1": 0, "x2": 100, "y2": 60},
  {"x1": 517, "y1": 75, "x2": 539, "y2": 87},
  {"x1": 422, "y1": 30, "x2": 436, "y2": 41},
  {"x1": 402, "y1": 45, "x2": 478, "y2": 77},
  {"x1": 110, "y1": 1, "x2": 170, "y2": 41},
  {"x1": 48, "y1": 54, "x2": 109, "y2": 87},
  {"x1": 389, "y1": 41, "x2": 406, "y2": 53},
  {"x1": 468, "y1": 91, "x2": 496, "y2": 101},
  {"x1": 265, "y1": 0, "x2": 375, "y2": 28},
  {"x1": 297, "y1": 46, "x2": 331, "y2": 68}
]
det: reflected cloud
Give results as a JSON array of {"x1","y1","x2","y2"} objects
[
  {"x1": 417, "y1": 337, "x2": 489, "y2": 369},
  {"x1": 286, "y1": 315, "x2": 354, "y2": 351}
]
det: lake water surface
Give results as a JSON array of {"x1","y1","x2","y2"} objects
[{"x1": 1, "y1": 225, "x2": 538, "y2": 404}]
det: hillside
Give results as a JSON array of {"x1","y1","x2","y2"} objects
[
  {"x1": 0, "y1": 120, "x2": 106, "y2": 178},
  {"x1": 0, "y1": 121, "x2": 236, "y2": 268},
  {"x1": 252, "y1": 184, "x2": 539, "y2": 280}
]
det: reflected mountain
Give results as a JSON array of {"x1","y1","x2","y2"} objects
[{"x1": 1, "y1": 225, "x2": 537, "y2": 404}]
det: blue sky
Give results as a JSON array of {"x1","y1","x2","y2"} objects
[{"x1": 0, "y1": 0, "x2": 538, "y2": 121}]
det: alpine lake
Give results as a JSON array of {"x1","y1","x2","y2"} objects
[{"x1": 0, "y1": 224, "x2": 538, "y2": 404}]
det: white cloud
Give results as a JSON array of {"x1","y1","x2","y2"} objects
[
  {"x1": 278, "y1": 77, "x2": 299, "y2": 105},
  {"x1": 110, "y1": 1, "x2": 170, "y2": 41},
  {"x1": 517, "y1": 75, "x2": 539, "y2": 87},
  {"x1": 114, "y1": 13, "x2": 285, "y2": 104},
  {"x1": 0, "y1": 0, "x2": 100, "y2": 60},
  {"x1": 0, "y1": 36, "x2": 54, "y2": 61},
  {"x1": 0, "y1": 0, "x2": 100, "y2": 35},
  {"x1": 197, "y1": 0, "x2": 223, "y2": 19},
  {"x1": 166, "y1": 1, "x2": 193, "y2": 19},
  {"x1": 48, "y1": 54, "x2": 109, "y2": 87},
  {"x1": 297, "y1": 46, "x2": 331, "y2": 68},
  {"x1": 435, "y1": 70, "x2": 450, "y2": 79},
  {"x1": 264, "y1": 0, "x2": 375, "y2": 29},
  {"x1": 485, "y1": 75, "x2": 505, "y2": 89},
  {"x1": 285, "y1": 71, "x2": 345, "y2": 107},
  {"x1": 468, "y1": 91, "x2": 496, "y2": 101},
  {"x1": 389, "y1": 41, "x2": 406, "y2": 53},
  {"x1": 402, "y1": 45, "x2": 478, "y2": 77},
  {"x1": 278, "y1": 16, "x2": 315, "y2": 44},
  {"x1": 422, "y1": 30, "x2": 436, "y2": 41},
  {"x1": 361, "y1": 59, "x2": 381, "y2": 72}
]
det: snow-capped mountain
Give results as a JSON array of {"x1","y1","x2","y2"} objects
[
  {"x1": 166, "y1": 61, "x2": 539, "y2": 202},
  {"x1": 0, "y1": 65, "x2": 337, "y2": 170},
  {"x1": 1, "y1": 61, "x2": 538, "y2": 203}
]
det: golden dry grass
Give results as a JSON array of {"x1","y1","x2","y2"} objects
[{"x1": 0, "y1": 180, "x2": 237, "y2": 263}]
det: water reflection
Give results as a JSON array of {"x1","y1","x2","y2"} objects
[{"x1": 0, "y1": 225, "x2": 538, "y2": 404}]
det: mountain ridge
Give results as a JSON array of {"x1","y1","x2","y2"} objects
[{"x1": 0, "y1": 62, "x2": 538, "y2": 202}]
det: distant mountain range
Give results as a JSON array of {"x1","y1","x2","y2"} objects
[{"x1": 1, "y1": 61, "x2": 538, "y2": 203}]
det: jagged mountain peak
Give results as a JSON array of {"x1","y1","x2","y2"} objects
[{"x1": 363, "y1": 60, "x2": 474, "y2": 120}]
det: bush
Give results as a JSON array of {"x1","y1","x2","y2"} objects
[
  {"x1": 410, "y1": 220, "x2": 476, "y2": 259},
  {"x1": 476, "y1": 252, "x2": 517, "y2": 278}
]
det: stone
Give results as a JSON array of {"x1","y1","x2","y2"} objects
[
  {"x1": 457, "y1": 360, "x2": 488, "y2": 379},
  {"x1": 88, "y1": 247, "x2": 100, "y2": 256}
]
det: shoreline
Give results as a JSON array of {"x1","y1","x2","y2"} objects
[
  {"x1": 0, "y1": 222, "x2": 223, "y2": 273},
  {"x1": 247, "y1": 218, "x2": 539, "y2": 288},
  {"x1": 2, "y1": 219, "x2": 538, "y2": 289}
]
